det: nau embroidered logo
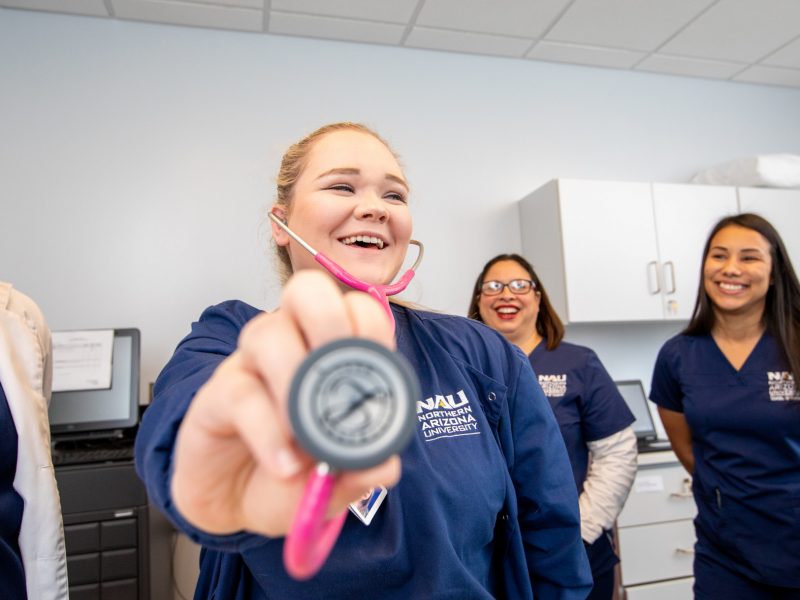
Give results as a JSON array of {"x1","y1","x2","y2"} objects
[
  {"x1": 416, "y1": 390, "x2": 480, "y2": 441},
  {"x1": 767, "y1": 371, "x2": 800, "y2": 401},
  {"x1": 538, "y1": 374, "x2": 567, "y2": 398}
]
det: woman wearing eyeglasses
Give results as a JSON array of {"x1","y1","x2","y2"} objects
[{"x1": 468, "y1": 254, "x2": 638, "y2": 600}]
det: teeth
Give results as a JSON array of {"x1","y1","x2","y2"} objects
[
  {"x1": 720, "y1": 282, "x2": 744, "y2": 291},
  {"x1": 497, "y1": 307, "x2": 519, "y2": 314},
  {"x1": 341, "y1": 236, "x2": 384, "y2": 249}
]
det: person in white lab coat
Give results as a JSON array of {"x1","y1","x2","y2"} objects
[{"x1": 0, "y1": 282, "x2": 68, "y2": 599}]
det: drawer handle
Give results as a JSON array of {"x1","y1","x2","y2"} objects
[
  {"x1": 675, "y1": 547, "x2": 695, "y2": 555},
  {"x1": 669, "y1": 491, "x2": 693, "y2": 498},
  {"x1": 669, "y1": 477, "x2": 693, "y2": 499}
]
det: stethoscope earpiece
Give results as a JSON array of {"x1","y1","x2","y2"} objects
[{"x1": 267, "y1": 211, "x2": 424, "y2": 325}]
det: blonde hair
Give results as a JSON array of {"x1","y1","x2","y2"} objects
[{"x1": 272, "y1": 122, "x2": 400, "y2": 283}]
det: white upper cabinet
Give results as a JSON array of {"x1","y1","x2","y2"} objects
[
  {"x1": 652, "y1": 183, "x2": 739, "y2": 320},
  {"x1": 519, "y1": 179, "x2": 738, "y2": 323},
  {"x1": 737, "y1": 187, "x2": 800, "y2": 273}
]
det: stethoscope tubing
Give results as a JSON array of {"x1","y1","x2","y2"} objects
[
  {"x1": 282, "y1": 463, "x2": 347, "y2": 580},
  {"x1": 269, "y1": 210, "x2": 423, "y2": 579},
  {"x1": 268, "y1": 211, "x2": 424, "y2": 323}
]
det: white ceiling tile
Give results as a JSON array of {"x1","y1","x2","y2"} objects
[
  {"x1": 761, "y1": 36, "x2": 800, "y2": 68},
  {"x1": 733, "y1": 65, "x2": 800, "y2": 88},
  {"x1": 416, "y1": 0, "x2": 570, "y2": 38},
  {"x1": 269, "y1": 11, "x2": 405, "y2": 45},
  {"x1": 0, "y1": 0, "x2": 108, "y2": 17},
  {"x1": 177, "y1": 0, "x2": 262, "y2": 9},
  {"x1": 405, "y1": 26, "x2": 532, "y2": 57},
  {"x1": 112, "y1": 0, "x2": 262, "y2": 32},
  {"x1": 636, "y1": 54, "x2": 744, "y2": 79},
  {"x1": 661, "y1": 0, "x2": 800, "y2": 63},
  {"x1": 270, "y1": 0, "x2": 419, "y2": 24},
  {"x1": 545, "y1": 0, "x2": 714, "y2": 51},
  {"x1": 527, "y1": 40, "x2": 644, "y2": 69}
]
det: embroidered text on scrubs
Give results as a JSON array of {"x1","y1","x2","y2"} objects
[
  {"x1": 416, "y1": 390, "x2": 481, "y2": 441},
  {"x1": 538, "y1": 374, "x2": 567, "y2": 398},
  {"x1": 767, "y1": 371, "x2": 800, "y2": 401}
]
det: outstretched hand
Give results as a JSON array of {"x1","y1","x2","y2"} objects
[{"x1": 171, "y1": 270, "x2": 402, "y2": 537}]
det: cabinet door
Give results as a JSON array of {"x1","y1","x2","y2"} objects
[
  {"x1": 737, "y1": 187, "x2": 800, "y2": 274},
  {"x1": 652, "y1": 184, "x2": 739, "y2": 320},
  {"x1": 559, "y1": 180, "x2": 663, "y2": 322}
]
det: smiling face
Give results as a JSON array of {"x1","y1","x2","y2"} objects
[
  {"x1": 703, "y1": 224, "x2": 772, "y2": 319},
  {"x1": 272, "y1": 129, "x2": 412, "y2": 287},
  {"x1": 477, "y1": 259, "x2": 540, "y2": 344}
]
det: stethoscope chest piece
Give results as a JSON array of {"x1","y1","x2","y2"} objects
[
  {"x1": 289, "y1": 338, "x2": 418, "y2": 471},
  {"x1": 283, "y1": 338, "x2": 419, "y2": 580}
]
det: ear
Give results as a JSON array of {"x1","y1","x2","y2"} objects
[{"x1": 270, "y1": 206, "x2": 290, "y2": 248}]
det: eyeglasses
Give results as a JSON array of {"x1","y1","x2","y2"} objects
[{"x1": 481, "y1": 279, "x2": 536, "y2": 296}]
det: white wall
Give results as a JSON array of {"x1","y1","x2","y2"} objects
[{"x1": 2, "y1": 8, "x2": 800, "y2": 402}]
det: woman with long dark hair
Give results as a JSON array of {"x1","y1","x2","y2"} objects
[
  {"x1": 650, "y1": 213, "x2": 800, "y2": 599},
  {"x1": 469, "y1": 253, "x2": 637, "y2": 600}
]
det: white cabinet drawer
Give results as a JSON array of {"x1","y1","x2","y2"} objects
[
  {"x1": 618, "y1": 464, "x2": 696, "y2": 527},
  {"x1": 625, "y1": 576, "x2": 693, "y2": 600},
  {"x1": 619, "y1": 520, "x2": 695, "y2": 586}
]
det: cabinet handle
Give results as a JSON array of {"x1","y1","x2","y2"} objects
[
  {"x1": 664, "y1": 261, "x2": 676, "y2": 294},
  {"x1": 675, "y1": 547, "x2": 695, "y2": 555},
  {"x1": 647, "y1": 261, "x2": 661, "y2": 294},
  {"x1": 669, "y1": 491, "x2": 694, "y2": 498},
  {"x1": 669, "y1": 477, "x2": 693, "y2": 498}
]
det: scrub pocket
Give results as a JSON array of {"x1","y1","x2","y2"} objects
[{"x1": 725, "y1": 494, "x2": 800, "y2": 587}]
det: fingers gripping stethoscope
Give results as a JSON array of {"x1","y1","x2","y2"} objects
[{"x1": 268, "y1": 211, "x2": 422, "y2": 580}]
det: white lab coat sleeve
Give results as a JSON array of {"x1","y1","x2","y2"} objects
[
  {"x1": 578, "y1": 426, "x2": 638, "y2": 544},
  {"x1": 0, "y1": 282, "x2": 69, "y2": 600}
]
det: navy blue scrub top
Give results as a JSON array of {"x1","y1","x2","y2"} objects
[
  {"x1": 529, "y1": 340, "x2": 635, "y2": 576},
  {"x1": 136, "y1": 301, "x2": 592, "y2": 600},
  {"x1": 0, "y1": 381, "x2": 26, "y2": 598},
  {"x1": 650, "y1": 332, "x2": 800, "y2": 588},
  {"x1": 529, "y1": 341, "x2": 634, "y2": 492}
]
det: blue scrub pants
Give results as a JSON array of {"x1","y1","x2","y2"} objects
[
  {"x1": 585, "y1": 567, "x2": 614, "y2": 600},
  {"x1": 694, "y1": 547, "x2": 800, "y2": 600}
]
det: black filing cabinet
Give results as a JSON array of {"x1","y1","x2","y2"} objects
[{"x1": 55, "y1": 461, "x2": 150, "y2": 600}]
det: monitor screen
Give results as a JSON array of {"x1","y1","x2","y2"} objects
[
  {"x1": 49, "y1": 328, "x2": 140, "y2": 437},
  {"x1": 615, "y1": 380, "x2": 656, "y2": 440}
]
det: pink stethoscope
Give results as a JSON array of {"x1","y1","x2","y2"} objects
[{"x1": 268, "y1": 211, "x2": 424, "y2": 579}]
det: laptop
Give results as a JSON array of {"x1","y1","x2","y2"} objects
[{"x1": 614, "y1": 380, "x2": 671, "y2": 453}]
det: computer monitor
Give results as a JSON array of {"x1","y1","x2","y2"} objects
[
  {"x1": 49, "y1": 328, "x2": 140, "y2": 439},
  {"x1": 614, "y1": 379, "x2": 657, "y2": 444}
]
